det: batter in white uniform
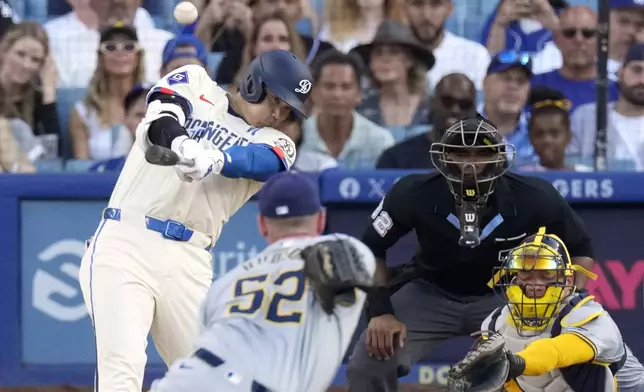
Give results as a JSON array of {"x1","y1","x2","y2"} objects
[
  {"x1": 78, "y1": 50, "x2": 313, "y2": 392},
  {"x1": 150, "y1": 171, "x2": 376, "y2": 392}
]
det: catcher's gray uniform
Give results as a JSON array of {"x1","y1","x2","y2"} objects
[
  {"x1": 150, "y1": 234, "x2": 376, "y2": 392},
  {"x1": 482, "y1": 293, "x2": 644, "y2": 392}
]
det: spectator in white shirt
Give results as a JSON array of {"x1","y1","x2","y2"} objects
[
  {"x1": 44, "y1": 0, "x2": 156, "y2": 38},
  {"x1": 68, "y1": 23, "x2": 144, "y2": 160},
  {"x1": 404, "y1": 0, "x2": 490, "y2": 90},
  {"x1": 319, "y1": 0, "x2": 406, "y2": 53},
  {"x1": 301, "y1": 50, "x2": 394, "y2": 169},
  {"x1": 48, "y1": 0, "x2": 172, "y2": 87},
  {"x1": 571, "y1": 43, "x2": 644, "y2": 171}
]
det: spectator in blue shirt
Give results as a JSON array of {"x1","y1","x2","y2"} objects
[
  {"x1": 531, "y1": 5, "x2": 619, "y2": 113},
  {"x1": 480, "y1": 51, "x2": 534, "y2": 163},
  {"x1": 89, "y1": 83, "x2": 151, "y2": 173},
  {"x1": 482, "y1": 0, "x2": 565, "y2": 55}
]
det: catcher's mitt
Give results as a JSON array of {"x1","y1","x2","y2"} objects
[
  {"x1": 446, "y1": 331, "x2": 510, "y2": 392},
  {"x1": 300, "y1": 238, "x2": 373, "y2": 315}
]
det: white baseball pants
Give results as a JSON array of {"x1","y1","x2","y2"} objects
[{"x1": 79, "y1": 216, "x2": 213, "y2": 392}]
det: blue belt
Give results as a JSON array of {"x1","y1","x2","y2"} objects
[
  {"x1": 102, "y1": 208, "x2": 210, "y2": 250},
  {"x1": 194, "y1": 348, "x2": 269, "y2": 392}
]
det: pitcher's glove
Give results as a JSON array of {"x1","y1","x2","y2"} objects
[
  {"x1": 300, "y1": 238, "x2": 373, "y2": 315},
  {"x1": 446, "y1": 331, "x2": 525, "y2": 392}
]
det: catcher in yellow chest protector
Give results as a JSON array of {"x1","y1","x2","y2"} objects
[{"x1": 447, "y1": 227, "x2": 644, "y2": 392}]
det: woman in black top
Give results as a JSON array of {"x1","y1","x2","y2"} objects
[{"x1": 0, "y1": 22, "x2": 60, "y2": 138}]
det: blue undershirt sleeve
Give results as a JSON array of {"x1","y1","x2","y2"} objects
[{"x1": 220, "y1": 143, "x2": 286, "y2": 182}]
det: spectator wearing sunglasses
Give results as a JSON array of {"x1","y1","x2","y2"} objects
[
  {"x1": 532, "y1": 0, "x2": 644, "y2": 77},
  {"x1": 376, "y1": 73, "x2": 476, "y2": 169},
  {"x1": 69, "y1": 22, "x2": 144, "y2": 161},
  {"x1": 481, "y1": 0, "x2": 565, "y2": 55},
  {"x1": 516, "y1": 86, "x2": 592, "y2": 172},
  {"x1": 479, "y1": 51, "x2": 534, "y2": 164},
  {"x1": 531, "y1": 6, "x2": 619, "y2": 114},
  {"x1": 571, "y1": 43, "x2": 644, "y2": 171}
]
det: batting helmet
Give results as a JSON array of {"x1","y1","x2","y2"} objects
[{"x1": 239, "y1": 49, "x2": 313, "y2": 118}]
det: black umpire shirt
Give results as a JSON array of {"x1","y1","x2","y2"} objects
[{"x1": 362, "y1": 172, "x2": 595, "y2": 297}]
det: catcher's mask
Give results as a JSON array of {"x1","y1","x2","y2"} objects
[
  {"x1": 489, "y1": 227, "x2": 597, "y2": 336},
  {"x1": 430, "y1": 116, "x2": 515, "y2": 247}
]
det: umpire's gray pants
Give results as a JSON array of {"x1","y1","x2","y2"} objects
[{"x1": 346, "y1": 279, "x2": 502, "y2": 392}]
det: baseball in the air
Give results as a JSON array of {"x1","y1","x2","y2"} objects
[{"x1": 174, "y1": 1, "x2": 199, "y2": 25}]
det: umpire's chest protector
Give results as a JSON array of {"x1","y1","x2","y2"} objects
[{"x1": 487, "y1": 296, "x2": 622, "y2": 392}]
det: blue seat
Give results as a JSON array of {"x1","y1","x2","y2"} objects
[
  {"x1": 65, "y1": 159, "x2": 97, "y2": 172},
  {"x1": 34, "y1": 158, "x2": 64, "y2": 172},
  {"x1": 56, "y1": 88, "x2": 87, "y2": 159}
]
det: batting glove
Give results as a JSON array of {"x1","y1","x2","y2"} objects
[
  {"x1": 171, "y1": 136, "x2": 227, "y2": 181},
  {"x1": 179, "y1": 148, "x2": 226, "y2": 181}
]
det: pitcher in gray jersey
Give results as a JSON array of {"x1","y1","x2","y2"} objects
[
  {"x1": 482, "y1": 227, "x2": 644, "y2": 392},
  {"x1": 150, "y1": 172, "x2": 376, "y2": 392}
]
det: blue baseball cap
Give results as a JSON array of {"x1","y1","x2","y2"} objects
[
  {"x1": 610, "y1": 0, "x2": 644, "y2": 9},
  {"x1": 162, "y1": 35, "x2": 208, "y2": 68},
  {"x1": 624, "y1": 43, "x2": 644, "y2": 65},
  {"x1": 259, "y1": 172, "x2": 322, "y2": 218},
  {"x1": 487, "y1": 51, "x2": 533, "y2": 77}
]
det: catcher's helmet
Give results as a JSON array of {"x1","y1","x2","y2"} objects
[
  {"x1": 430, "y1": 115, "x2": 514, "y2": 204},
  {"x1": 239, "y1": 49, "x2": 313, "y2": 118},
  {"x1": 489, "y1": 227, "x2": 596, "y2": 336}
]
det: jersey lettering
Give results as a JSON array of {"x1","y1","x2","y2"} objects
[
  {"x1": 186, "y1": 119, "x2": 251, "y2": 149},
  {"x1": 228, "y1": 269, "x2": 306, "y2": 324}
]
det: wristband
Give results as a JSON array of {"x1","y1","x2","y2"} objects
[{"x1": 367, "y1": 286, "x2": 395, "y2": 317}]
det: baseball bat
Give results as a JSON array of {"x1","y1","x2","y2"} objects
[{"x1": 145, "y1": 145, "x2": 195, "y2": 167}]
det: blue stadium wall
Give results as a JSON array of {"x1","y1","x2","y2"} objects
[{"x1": 0, "y1": 170, "x2": 643, "y2": 387}]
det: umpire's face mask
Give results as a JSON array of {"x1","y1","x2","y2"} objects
[{"x1": 430, "y1": 118, "x2": 515, "y2": 246}]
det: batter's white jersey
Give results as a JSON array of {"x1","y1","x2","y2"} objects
[
  {"x1": 109, "y1": 64, "x2": 297, "y2": 241},
  {"x1": 151, "y1": 234, "x2": 376, "y2": 392}
]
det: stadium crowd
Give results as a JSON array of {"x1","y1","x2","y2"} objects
[{"x1": 0, "y1": 0, "x2": 642, "y2": 174}]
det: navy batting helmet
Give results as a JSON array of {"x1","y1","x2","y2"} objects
[{"x1": 239, "y1": 49, "x2": 313, "y2": 118}]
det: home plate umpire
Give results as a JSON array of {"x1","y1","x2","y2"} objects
[{"x1": 345, "y1": 114, "x2": 595, "y2": 391}]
